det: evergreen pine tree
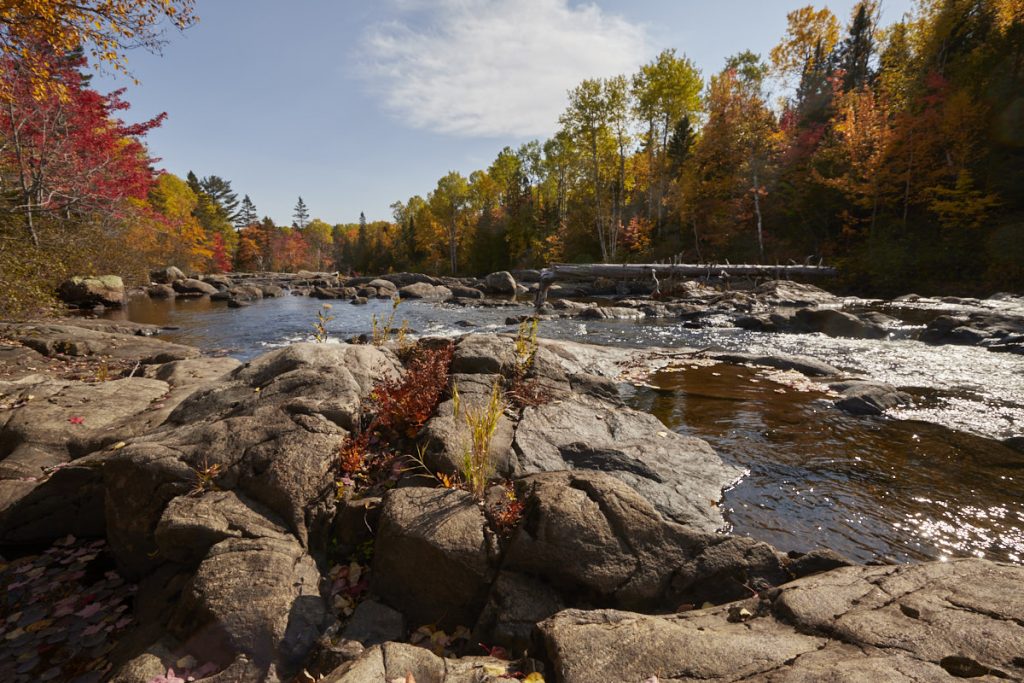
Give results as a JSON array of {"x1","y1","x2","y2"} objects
[
  {"x1": 293, "y1": 197, "x2": 310, "y2": 229},
  {"x1": 199, "y1": 175, "x2": 240, "y2": 222},
  {"x1": 834, "y1": 1, "x2": 877, "y2": 91},
  {"x1": 667, "y1": 115, "x2": 696, "y2": 174},
  {"x1": 236, "y1": 195, "x2": 258, "y2": 229},
  {"x1": 356, "y1": 211, "x2": 368, "y2": 271}
]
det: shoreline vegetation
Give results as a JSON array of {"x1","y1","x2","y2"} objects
[{"x1": 3, "y1": 0, "x2": 1024, "y2": 321}]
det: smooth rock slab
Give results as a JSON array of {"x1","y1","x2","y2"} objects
[
  {"x1": 511, "y1": 395, "x2": 740, "y2": 532},
  {"x1": 503, "y1": 472, "x2": 708, "y2": 611},
  {"x1": 540, "y1": 558, "x2": 1024, "y2": 682},
  {"x1": 0, "y1": 322, "x2": 200, "y2": 364},
  {"x1": 324, "y1": 642, "x2": 517, "y2": 683}
]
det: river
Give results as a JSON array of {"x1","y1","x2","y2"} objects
[{"x1": 100, "y1": 293, "x2": 1024, "y2": 566}]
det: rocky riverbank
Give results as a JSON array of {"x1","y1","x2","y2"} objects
[
  {"x1": 56, "y1": 266, "x2": 1024, "y2": 359},
  {"x1": 1, "y1": 318, "x2": 1022, "y2": 682}
]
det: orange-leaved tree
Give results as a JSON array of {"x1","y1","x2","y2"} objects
[{"x1": 0, "y1": 0, "x2": 196, "y2": 97}]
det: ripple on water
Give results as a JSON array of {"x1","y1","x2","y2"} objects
[{"x1": 633, "y1": 365, "x2": 1024, "y2": 565}]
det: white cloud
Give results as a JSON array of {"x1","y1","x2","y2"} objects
[{"x1": 360, "y1": 0, "x2": 650, "y2": 138}]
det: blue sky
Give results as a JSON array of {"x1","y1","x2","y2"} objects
[{"x1": 95, "y1": 0, "x2": 915, "y2": 225}]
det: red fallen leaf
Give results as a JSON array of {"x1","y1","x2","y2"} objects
[
  {"x1": 68, "y1": 416, "x2": 84, "y2": 425},
  {"x1": 75, "y1": 603, "x2": 102, "y2": 619}
]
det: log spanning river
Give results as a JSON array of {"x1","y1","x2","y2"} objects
[{"x1": 102, "y1": 293, "x2": 1024, "y2": 566}]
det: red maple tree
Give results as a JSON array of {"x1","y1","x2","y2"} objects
[{"x1": 0, "y1": 45, "x2": 164, "y2": 245}]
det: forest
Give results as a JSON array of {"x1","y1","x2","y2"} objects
[{"x1": 1, "y1": 0, "x2": 1022, "y2": 318}]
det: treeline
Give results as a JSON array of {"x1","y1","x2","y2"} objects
[
  {"x1": 381, "y1": 0, "x2": 1024, "y2": 295},
  {"x1": 2, "y1": 0, "x2": 1022, "y2": 320}
]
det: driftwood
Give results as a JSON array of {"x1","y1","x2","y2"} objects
[
  {"x1": 533, "y1": 261, "x2": 836, "y2": 309},
  {"x1": 545, "y1": 262, "x2": 838, "y2": 280}
]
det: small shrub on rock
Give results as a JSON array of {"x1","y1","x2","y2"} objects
[
  {"x1": 336, "y1": 343, "x2": 454, "y2": 495},
  {"x1": 372, "y1": 342, "x2": 454, "y2": 439}
]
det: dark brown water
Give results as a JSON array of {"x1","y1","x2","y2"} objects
[
  {"x1": 631, "y1": 365, "x2": 1024, "y2": 564},
  {"x1": 103, "y1": 294, "x2": 1024, "y2": 565}
]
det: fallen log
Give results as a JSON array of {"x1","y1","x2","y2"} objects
[
  {"x1": 545, "y1": 262, "x2": 838, "y2": 280},
  {"x1": 533, "y1": 261, "x2": 837, "y2": 309}
]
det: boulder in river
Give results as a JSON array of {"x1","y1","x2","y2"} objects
[
  {"x1": 398, "y1": 282, "x2": 452, "y2": 300},
  {"x1": 448, "y1": 284, "x2": 485, "y2": 299},
  {"x1": 57, "y1": 275, "x2": 125, "y2": 308},
  {"x1": 483, "y1": 270, "x2": 517, "y2": 295},
  {"x1": 150, "y1": 266, "x2": 187, "y2": 284},
  {"x1": 147, "y1": 283, "x2": 176, "y2": 299},
  {"x1": 791, "y1": 307, "x2": 888, "y2": 339},
  {"x1": 754, "y1": 280, "x2": 839, "y2": 306},
  {"x1": 172, "y1": 278, "x2": 219, "y2": 296},
  {"x1": 577, "y1": 305, "x2": 644, "y2": 320},
  {"x1": 202, "y1": 273, "x2": 232, "y2": 288},
  {"x1": 832, "y1": 380, "x2": 913, "y2": 416}
]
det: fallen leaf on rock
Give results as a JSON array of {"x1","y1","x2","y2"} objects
[{"x1": 75, "y1": 603, "x2": 102, "y2": 619}]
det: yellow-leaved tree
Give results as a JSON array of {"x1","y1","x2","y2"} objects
[{"x1": 0, "y1": 0, "x2": 197, "y2": 96}]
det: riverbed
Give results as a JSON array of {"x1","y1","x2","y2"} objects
[{"x1": 100, "y1": 293, "x2": 1024, "y2": 565}]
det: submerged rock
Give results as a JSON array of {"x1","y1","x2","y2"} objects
[
  {"x1": 709, "y1": 351, "x2": 841, "y2": 377},
  {"x1": 832, "y1": 380, "x2": 913, "y2": 416}
]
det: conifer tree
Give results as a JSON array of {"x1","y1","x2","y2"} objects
[
  {"x1": 236, "y1": 195, "x2": 258, "y2": 229},
  {"x1": 293, "y1": 197, "x2": 310, "y2": 229}
]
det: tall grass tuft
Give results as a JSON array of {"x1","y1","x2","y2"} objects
[
  {"x1": 371, "y1": 297, "x2": 409, "y2": 347},
  {"x1": 453, "y1": 380, "x2": 505, "y2": 500}
]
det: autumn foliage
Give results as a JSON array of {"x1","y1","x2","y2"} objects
[
  {"x1": 338, "y1": 342, "x2": 454, "y2": 480},
  {"x1": 371, "y1": 343, "x2": 455, "y2": 440}
]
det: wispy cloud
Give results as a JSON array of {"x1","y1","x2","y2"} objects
[{"x1": 360, "y1": 0, "x2": 650, "y2": 138}]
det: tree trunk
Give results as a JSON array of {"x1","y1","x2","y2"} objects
[
  {"x1": 752, "y1": 166, "x2": 764, "y2": 262},
  {"x1": 692, "y1": 219, "x2": 703, "y2": 263},
  {"x1": 590, "y1": 135, "x2": 608, "y2": 262},
  {"x1": 449, "y1": 223, "x2": 458, "y2": 274}
]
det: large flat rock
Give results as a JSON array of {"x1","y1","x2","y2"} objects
[
  {"x1": 511, "y1": 395, "x2": 740, "y2": 533},
  {"x1": 540, "y1": 558, "x2": 1024, "y2": 682}
]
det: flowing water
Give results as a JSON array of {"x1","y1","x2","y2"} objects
[{"x1": 100, "y1": 293, "x2": 1024, "y2": 565}]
